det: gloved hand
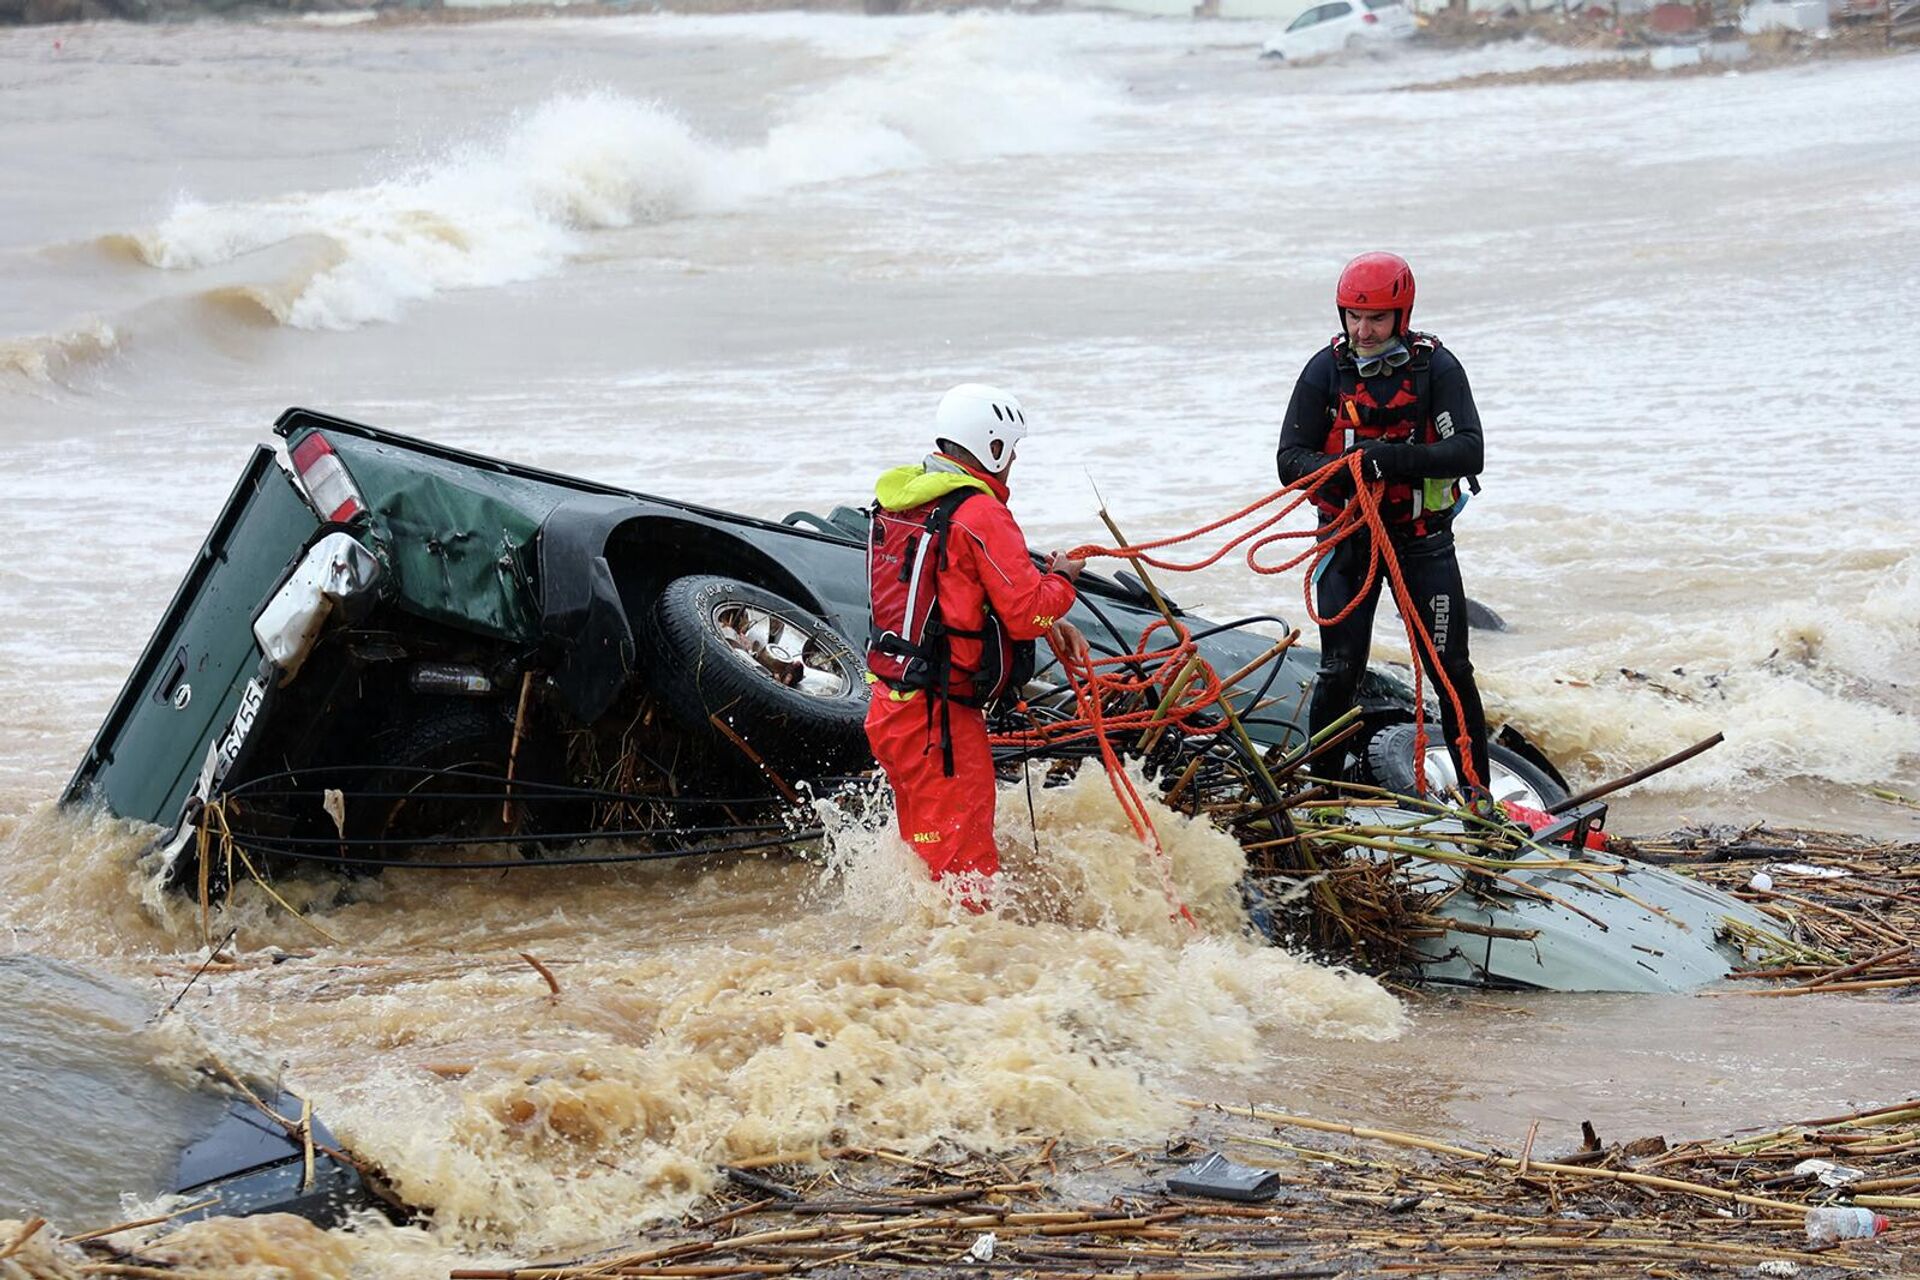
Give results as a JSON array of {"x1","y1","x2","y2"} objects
[
  {"x1": 1357, "y1": 440, "x2": 1410, "y2": 481},
  {"x1": 1317, "y1": 453, "x2": 1356, "y2": 503}
]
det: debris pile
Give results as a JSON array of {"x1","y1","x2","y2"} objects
[
  {"x1": 427, "y1": 1098, "x2": 1916, "y2": 1278},
  {"x1": 1631, "y1": 825, "x2": 1920, "y2": 997}
]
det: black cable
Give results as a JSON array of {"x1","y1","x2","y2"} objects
[
  {"x1": 1070, "y1": 592, "x2": 1141, "y2": 663},
  {"x1": 220, "y1": 828, "x2": 825, "y2": 872},
  {"x1": 224, "y1": 765, "x2": 781, "y2": 809},
  {"x1": 1184, "y1": 614, "x2": 1308, "y2": 753},
  {"x1": 1179, "y1": 614, "x2": 1295, "y2": 643},
  {"x1": 216, "y1": 820, "x2": 797, "y2": 849}
]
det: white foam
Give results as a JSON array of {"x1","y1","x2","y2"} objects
[
  {"x1": 1482, "y1": 550, "x2": 1920, "y2": 796},
  {"x1": 123, "y1": 20, "x2": 1120, "y2": 331},
  {"x1": 131, "y1": 94, "x2": 721, "y2": 330},
  {"x1": 752, "y1": 20, "x2": 1119, "y2": 184}
]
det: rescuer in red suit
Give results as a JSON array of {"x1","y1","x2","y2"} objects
[{"x1": 865, "y1": 384, "x2": 1091, "y2": 901}]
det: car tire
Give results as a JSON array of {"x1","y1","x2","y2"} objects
[
  {"x1": 1362, "y1": 721, "x2": 1568, "y2": 811},
  {"x1": 645, "y1": 575, "x2": 871, "y2": 779}
]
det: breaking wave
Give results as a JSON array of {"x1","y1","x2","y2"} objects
[
  {"x1": 114, "y1": 21, "x2": 1118, "y2": 332},
  {"x1": 121, "y1": 95, "x2": 715, "y2": 331},
  {"x1": 197, "y1": 281, "x2": 320, "y2": 327},
  {"x1": 0, "y1": 320, "x2": 121, "y2": 389}
]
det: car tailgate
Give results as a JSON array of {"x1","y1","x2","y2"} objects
[{"x1": 63, "y1": 448, "x2": 320, "y2": 830}]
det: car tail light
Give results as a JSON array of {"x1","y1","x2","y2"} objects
[
  {"x1": 289, "y1": 433, "x2": 366, "y2": 523},
  {"x1": 1362, "y1": 11, "x2": 1378, "y2": 21}
]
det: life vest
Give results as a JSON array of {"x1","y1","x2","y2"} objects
[
  {"x1": 1312, "y1": 331, "x2": 1466, "y2": 533},
  {"x1": 866, "y1": 491, "x2": 1033, "y2": 769}
]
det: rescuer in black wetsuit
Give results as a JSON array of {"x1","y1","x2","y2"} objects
[{"x1": 1276, "y1": 252, "x2": 1492, "y2": 796}]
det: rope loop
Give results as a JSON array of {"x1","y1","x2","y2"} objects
[{"x1": 998, "y1": 452, "x2": 1483, "y2": 909}]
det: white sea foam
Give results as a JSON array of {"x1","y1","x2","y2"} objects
[
  {"x1": 131, "y1": 94, "x2": 723, "y2": 330},
  {"x1": 1482, "y1": 549, "x2": 1920, "y2": 797},
  {"x1": 123, "y1": 20, "x2": 1120, "y2": 331}
]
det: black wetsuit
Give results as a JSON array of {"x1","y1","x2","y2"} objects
[{"x1": 1275, "y1": 339, "x2": 1491, "y2": 787}]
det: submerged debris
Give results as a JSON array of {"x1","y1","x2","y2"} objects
[
  {"x1": 435, "y1": 1097, "x2": 1916, "y2": 1279},
  {"x1": 1629, "y1": 826, "x2": 1920, "y2": 996}
]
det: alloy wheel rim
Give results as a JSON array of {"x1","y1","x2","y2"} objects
[
  {"x1": 710, "y1": 601, "x2": 853, "y2": 699},
  {"x1": 1420, "y1": 745, "x2": 1546, "y2": 811}
]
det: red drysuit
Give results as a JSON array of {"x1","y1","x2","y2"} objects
[{"x1": 865, "y1": 457, "x2": 1077, "y2": 886}]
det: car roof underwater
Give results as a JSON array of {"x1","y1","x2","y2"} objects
[{"x1": 1338, "y1": 805, "x2": 1780, "y2": 993}]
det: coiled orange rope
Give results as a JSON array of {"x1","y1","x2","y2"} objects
[
  {"x1": 993, "y1": 452, "x2": 1484, "y2": 925},
  {"x1": 995, "y1": 619, "x2": 1223, "y2": 926}
]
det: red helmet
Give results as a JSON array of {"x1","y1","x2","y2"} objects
[{"x1": 1336, "y1": 252, "x2": 1416, "y2": 332}]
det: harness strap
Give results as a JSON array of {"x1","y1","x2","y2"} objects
[
  {"x1": 1325, "y1": 333, "x2": 1461, "y2": 535},
  {"x1": 869, "y1": 487, "x2": 1007, "y2": 778}
]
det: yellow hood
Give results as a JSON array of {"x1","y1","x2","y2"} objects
[{"x1": 873, "y1": 460, "x2": 993, "y2": 512}]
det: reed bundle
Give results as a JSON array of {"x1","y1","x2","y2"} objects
[
  {"x1": 439, "y1": 1096, "x2": 1914, "y2": 1279},
  {"x1": 1625, "y1": 824, "x2": 1920, "y2": 996}
]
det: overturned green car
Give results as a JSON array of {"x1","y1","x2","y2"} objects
[{"x1": 64, "y1": 408, "x2": 1769, "y2": 993}]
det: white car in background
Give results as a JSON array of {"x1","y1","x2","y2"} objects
[{"x1": 1261, "y1": 0, "x2": 1417, "y2": 60}]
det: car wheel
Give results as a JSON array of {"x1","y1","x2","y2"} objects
[
  {"x1": 1344, "y1": 33, "x2": 1364, "y2": 50},
  {"x1": 1361, "y1": 721, "x2": 1568, "y2": 811},
  {"x1": 646, "y1": 575, "x2": 871, "y2": 778}
]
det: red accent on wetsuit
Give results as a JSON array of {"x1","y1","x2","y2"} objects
[
  {"x1": 864, "y1": 462, "x2": 1076, "y2": 887},
  {"x1": 1311, "y1": 333, "x2": 1442, "y2": 528}
]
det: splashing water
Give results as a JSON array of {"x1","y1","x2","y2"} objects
[{"x1": 0, "y1": 769, "x2": 1400, "y2": 1255}]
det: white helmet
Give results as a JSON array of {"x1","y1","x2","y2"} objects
[{"x1": 934, "y1": 383, "x2": 1027, "y2": 477}]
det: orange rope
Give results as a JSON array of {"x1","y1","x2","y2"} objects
[
  {"x1": 994, "y1": 620, "x2": 1216, "y2": 928},
  {"x1": 995, "y1": 453, "x2": 1482, "y2": 862},
  {"x1": 1063, "y1": 451, "x2": 1482, "y2": 797},
  {"x1": 986, "y1": 454, "x2": 1483, "y2": 927}
]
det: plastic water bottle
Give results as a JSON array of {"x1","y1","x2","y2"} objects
[{"x1": 1804, "y1": 1206, "x2": 1889, "y2": 1245}]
